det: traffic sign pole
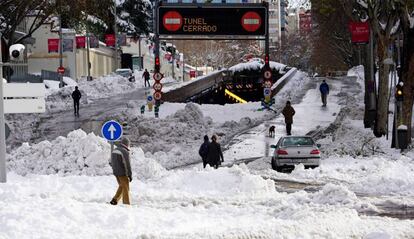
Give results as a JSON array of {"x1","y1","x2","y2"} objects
[{"x1": 0, "y1": 33, "x2": 7, "y2": 182}]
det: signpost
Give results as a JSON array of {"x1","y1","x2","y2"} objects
[
  {"x1": 101, "y1": 120, "x2": 123, "y2": 155},
  {"x1": 57, "y1": 66, "x2": 65, "y2": 75},
  {"x1": 153, "y1": 91, "x2": 162, "y2": 101},
  {"x1": 153, "y1": 82, "x2": 163, "y2": 91},
  {"x1": 153, "y1": 72, "x2": 163, "y2": 81}
]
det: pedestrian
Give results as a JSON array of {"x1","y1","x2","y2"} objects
[
  {"x1": 71, "y1": 86, "x2": 81, "y2": 116},
  {"x1": 109, "y1": 137, "x2": 132, "y2": 205},
  {"x1": 206, "y1": 135, "x2": 224, "y2": 169},
  {"x1": 319, "y1": 80, "x2": 330, "y2": 106},
  {"x1": 142, "y1": 69, "x2": 150, "y2": 87},
  {"x1": 282, "y1": 101, "x2": 295, "y2": 136},
  {"x1": 268, "y1": 125, "x2": 275, "y2": 137},
  {"x1": 199, "y1": 135, "x2": 210, "y2": 168}
]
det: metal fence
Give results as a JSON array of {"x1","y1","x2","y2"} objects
[{"x1": 41, "y1": 69, "x2": 70, "y2": 81}]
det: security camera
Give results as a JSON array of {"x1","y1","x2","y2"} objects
[{"x1": 9, "y1": 44, "x2": 25, "y2": 61}]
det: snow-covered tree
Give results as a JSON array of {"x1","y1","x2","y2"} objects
[{"x1": 116, "y1": 0, "x2": 152, "y2": 37}]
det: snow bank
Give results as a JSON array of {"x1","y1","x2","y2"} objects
[
  {"x1": 229, "y1": 60, "x2": 286, "y2": 73},
  {"x1": 7, "y1": 129, "x2": 166, "y2": 179}
]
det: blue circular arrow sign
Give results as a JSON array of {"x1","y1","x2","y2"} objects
[
  {"x1": 101, "y1": 120, "x2": 123, "y2": 141},
  {"x1": 147, "y1": 95, "x2": 153, "y2": 102}
]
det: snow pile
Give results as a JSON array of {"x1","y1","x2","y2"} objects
[
  {"x1": 111, "y1": 102, "x2": 264, "y2": 169},
  {"x1": 45, "y1": 86, "x2": 88, "y2": 112},
  {"x1": 229, "y1": 60, "x2": 286, "y2": 73},
  {"x1": 77, "y1": 74, "x2": 139, "y2": 99},
  {"x1": 6, "y1": 129, "x2": 167, "y2": 179}
]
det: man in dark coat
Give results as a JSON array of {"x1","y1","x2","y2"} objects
[
  {"x1": 282, "y1": 101, "x2": 296, "y2": 135},
  {"x1": 142, "y1": 69, "x2": 150, "y2": 87},
  {"x1": 199, "y1": 135, "x2": 210, "y2": 168},
  {"x1": 319, "y1": 80, "x2": 330, "y2": 106},
  {"x1": 71, "y1": 86, "x2": 81, "y2": 116},
  {"x1": 206, "y1": 135, "x2": 224, "y2": 169},
  {"x1": 109, "y1": 137, "x2": 132, "y2": 205}
]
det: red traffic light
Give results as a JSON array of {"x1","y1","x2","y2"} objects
[
  {"x1": 155, "y1": 57, "x2": 160, "y2": 66},
  {"x1": 265, "y1": 55, "x2": 269, "y2": 65}
]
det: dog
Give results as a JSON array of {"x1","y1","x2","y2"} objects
[{"x1": 268, "y1": 126, "x2": 275, "y2": 137}]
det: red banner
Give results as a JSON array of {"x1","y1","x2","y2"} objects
[
  {"x1": 48, "y1": 39, "x2": 59, "y2": 53},
  {"x1": 76, "y1": 36, "x2": 86, "y2": 49},
  {"x1": 349, "y1": 21, "x2": 370, "y2": 44},
  {"x1": 299, "y1": 13, "x2": 312, "y2": 32},
  {"x1": 190, "y1": 70, "x2": 196, "y2": 78},
  {"x1": 105, "y1": 34, "x2": 116, "y2": 47}
]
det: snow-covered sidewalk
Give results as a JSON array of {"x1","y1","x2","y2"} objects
[{"x1": 223, "y1": 77, "x2": 342, "y2": 164}]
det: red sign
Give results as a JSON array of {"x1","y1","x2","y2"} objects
[
  {"x1": 48, "y1": 39, "x2": 59, "y2": 53},
  {"x1": 163, "y1": 11, "x2": 183, "y2": 32},
  {"x1": 76, "y1": 36, "x2": 86, "y2": 49},
  {"x1": 263, "y1": 70, "x2": 272, "y2": 80},
  {"x1": 57, "y1": 66, "x2": 65, "y2": 74},
  {"x1": 349, "y1": 22, "x2": 370, "y2": 44},
  {"x1": 190, "y1": 70, "x2": 196, "y2": 78},
  {"x1": 241, "y1": 12, "x2": 262, "y2": 32},
  {"x1": 153, "y1": 91, "x2": 162, "y2": 101},
  {"x1": 153, "y1": 82, "x2": 163, "y2": 91},
  {"x1": 105, "y1": 34, "x2": 116, "y2": 47},
  {"x1": 299, "y1": 13, "x2": 312, "y2": 33}
]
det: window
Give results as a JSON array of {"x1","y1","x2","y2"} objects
[{"x1": 282, "y1": 137, "x2": 314, "y2": 146}]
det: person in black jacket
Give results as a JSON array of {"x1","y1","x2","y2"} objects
[
  {"x1": 109, "y1": 137, "x2": 132, "y2": 205},
  {"x1": 199, "y1": 135, "x2": 209, "y2": 168},
  {"x1": 206, "y1": 135, "x2": 224, "y2": 169},
  {"x1": 142, "y1": 69, "x2": 150, "y2": 87},
  {"x1": 71, "y1": 86, "x2": 81, "y2": 116}
]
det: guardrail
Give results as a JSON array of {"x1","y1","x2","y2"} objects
[
  {"x1": 163, "y1": 70, "x2": 227, "y2": 102},
  {"x1": 270, "y1": 67, "x2": 297, "y2": 97}
]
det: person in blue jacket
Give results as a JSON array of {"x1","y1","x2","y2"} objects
[{"x1": 319, "y1": 80, "x2": 330, "y2": 106}]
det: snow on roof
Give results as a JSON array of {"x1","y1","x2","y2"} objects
[{"x1": 229, "y1": 61, "x2": 286, "y2": 73}]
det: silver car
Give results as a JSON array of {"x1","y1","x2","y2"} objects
[{"x1": 271, "y1": 136, "x2": 321, "y2": 172}]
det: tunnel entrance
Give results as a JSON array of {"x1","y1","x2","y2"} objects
[{"x1": 187, "y1": 62, "x2": 286, "y2": 105}]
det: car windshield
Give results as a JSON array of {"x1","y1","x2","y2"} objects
[
  {"x1": 282, "y1": 137, "x2": 314, "y2": 147},
  {"x1": 116, "y1": 70, "x2": 130, "y2": 77}
]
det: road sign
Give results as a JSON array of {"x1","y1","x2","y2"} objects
[
  {"x1": 158, "y1": 5, "x2": 267, "y2": 36},
  {"x1": 263, "y1": 70, "x2": 272, "y2": 80},
  {"x1": 264, "y1": 80, "x2": 272, "y2": 88},
  {"x1": 153, "y1": 72, "x2": 163, "y2": 81},
  {"x1": 153, "y1": 82, "x2": 163, "y2": 91},
  {"x1": 241, "y1": 11, "x2": 262, "y2": 32},
  {"x1": 5, "y1": 123, "x2": 10, "y2": 140},
  {"x1": 147, "y1": 95, "x2": 153, "y2": 102},
  {"x1": 101, "y1": 120, "x2": 123, "y2": 141},
  {"x1": 263, "y1": 88, "x2": 271, "y2": 96},
  {"x1": 153, "y1": 91, "x2": 162, "y2": 101},
  {"x1": 163, "y1": 11, "x2": 183, "y2": 32},
  {"x1": 57, "y1": 66, "x2": 65, "y2": 74}
]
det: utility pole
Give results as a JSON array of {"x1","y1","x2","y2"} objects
[
  {"x1": 113, "y1": 0, "x2": 119, "y2": 70},
  {"x1": 0, "y1": 32, "x2": 7, "y2": 182},
  {"x1": 59, "y1": 15, "x2": 64, "y2": 87},
  {"x1": 86, "y1": 32, "x2": 92, "y2": 81},
  {"x1": 138, "y1": 36, "x2": 142, "y2": 71}
]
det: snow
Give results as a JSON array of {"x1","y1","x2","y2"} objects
[
  {"x1": 398, "y1": 125, "x2": 408, "y2": 130},
  {"x1": 62, "y1": 76, "x2": 77, "y2": 86},
  {"x1": 44, "y1": 80, "x2": 60, "y2": 90},
  {"x1": 229, "y1": 60, "x2": 286, "y2": 73},
  {"x1": 3, "y1": 64, "x2": 414, "y2": 238}
]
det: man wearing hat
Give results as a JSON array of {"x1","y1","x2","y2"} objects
[{"x1": 109, "y1": 137, "x2": 132, "y2": 205}]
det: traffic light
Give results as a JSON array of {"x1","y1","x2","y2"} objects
[
  {"x1": 396, "y1": 82, "x2": 404, "y2": 102},
  {"x1": 155, "y1": 56, "x2": 160, "y2": 72},
  {"x1": 264, "y1": 54, "x2": 269, "y2": 66}
]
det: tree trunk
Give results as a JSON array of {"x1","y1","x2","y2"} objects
[
  {"x1": 401, "y1": 28, "x2": 414, "y2": 143},
  {"x1": 363, "y1": 42, "x2": 374, "y2": 128},
  {"x1": 374, "y1": 39, "x2": 391, "y2": 137}
]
